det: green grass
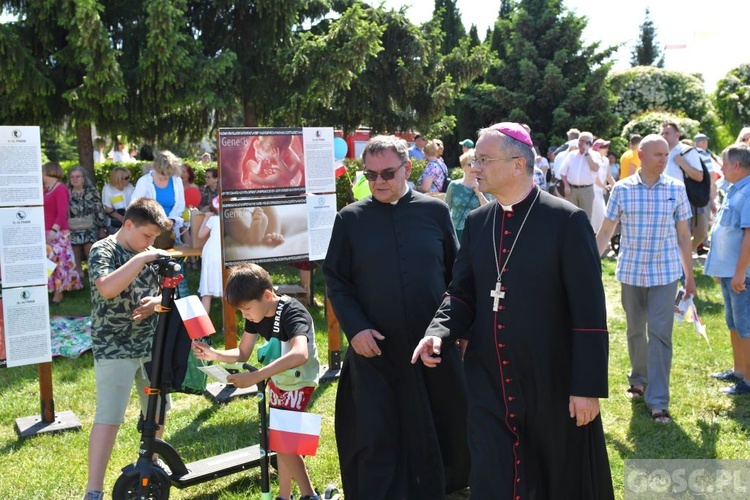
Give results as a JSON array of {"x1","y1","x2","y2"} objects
[{"x1": 1, "y1": 259, "x2": 749, "y2": 499}]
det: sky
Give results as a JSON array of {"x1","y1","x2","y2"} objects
[{"x1": 377, "y1": 0, "x2": 749, "y2": 92}]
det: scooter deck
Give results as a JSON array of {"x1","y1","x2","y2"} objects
[{"x1": 172, "y1": 444, "x2": 269, "y2": 487}]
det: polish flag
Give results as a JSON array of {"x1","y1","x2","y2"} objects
[
  {"x1": 269, "y1": 408, "x2": 322, "y2": 456},
  {"x1": 174, "y1": 295, "x2": 215, "y2": 339},
  {"x1": 334, "y1": 159, "x2": 347, "y2": 178}
]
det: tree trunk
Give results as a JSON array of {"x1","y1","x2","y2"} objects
[
  {"x1": 243, "y1": 100, "x2": 258, "y2": 127},
  {"x1": 76, "y1": 122, "x2": 95, "y2": 180}
]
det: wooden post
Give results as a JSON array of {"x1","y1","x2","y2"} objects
[
  {"x1": 38, "y1": 362, "x2": 54, "y2": 423},
  {"x1": 15, "y1": 361, "x2": 81, "y2": 438},
  {"x1": 320, "y1": 293, "x2": 341, "y2": 381}
]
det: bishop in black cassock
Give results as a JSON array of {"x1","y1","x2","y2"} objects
[
  {"x1": 324, "y1": 136, "x2": 470, "y2": 500},
  {"x1": 414, "y1": 123, "x2": 614, "y2": 500}
]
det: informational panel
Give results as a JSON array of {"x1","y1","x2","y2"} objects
[
  {"x1": 1, "y1": 286, "x2": 51, "y2": 368},
  {"x1": 0, "y1": 206, "x2": 48, "y2": 288},
  {"x1": 218, "y1": 127, "x2": 337, "y2": 265},
  {"x1": 306, "y1": 194, "x2": 337, "y2": 261},
  {"x1": 0, "y1": 126, "x2": 43, "y2": 207},
  {"x1": 0, "y1": 125, "x2": 50, "y2": 369}
]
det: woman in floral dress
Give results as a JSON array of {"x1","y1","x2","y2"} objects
[
  {"x1": 67, "y1": 166, "x2": 107, "y2": 280},
  {"x1": 43, "y1": 162, "x2": 82, "y2": 305}
]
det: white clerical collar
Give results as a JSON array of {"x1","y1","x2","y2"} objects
[
  {"x1": 390, "y1": 183, "x2": 410, "y2": 205},
  {"x1": 498, "y1": 186, "x2": 536, "y2": 212}
]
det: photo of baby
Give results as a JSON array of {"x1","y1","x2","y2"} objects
[
  {"x1": 223, "y1": 201, "x2": 308, "y2": 265},
  {"x1": 241, "y1": 135, "x2": 305, "y2": 189}
]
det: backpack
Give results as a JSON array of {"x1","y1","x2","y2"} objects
[{"x1": 679, "y1": 147, "x2": 711, "y2": 207}]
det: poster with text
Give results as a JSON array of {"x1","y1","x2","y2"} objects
[
  {"x1": 0, "y1": 126, "x2": 44, "y2": 207},
  {"x1": 219, "y1": 127, "x2": 335, "y2": 198},
  {"x1": 306, "y1": 194, "x2": 336, "y2": 261},
  {"x1": 0, "y1": 206, "x2": 48, "y2": 288},
  {"x1": 223, "y1": 197, "x2": 309, "y2": 265},
  {"x1": 2, "y1": 285, "x2": 51, "y2": 368}
]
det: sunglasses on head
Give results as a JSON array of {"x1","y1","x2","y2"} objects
[{"x1": 362, "y1": 162, "x2": 405, "y2": 181}]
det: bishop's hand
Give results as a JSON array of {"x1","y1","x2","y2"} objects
[
  {"x1": 411, "y1": 336, "x2": 443, "y2": 368},
  {"x1": 351, "y1": 329, "x2": 385, "y2": 358},
  {"x1": 569, "y1": 396, "x2": 600, "y2": 427}
]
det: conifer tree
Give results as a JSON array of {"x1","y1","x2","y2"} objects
[
  {"x1": 433, "y1": 0, "x2": 466, "y2": 55},
  {"x1": 630, "y1": 8, "x2": 665, "y2": 68},
  {"x1": 455, "y1": 0, "x2": 617, "y2": 151}
]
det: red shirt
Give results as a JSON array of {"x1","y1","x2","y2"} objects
[{"x1": 44, "y1": 183, "x2": 70, "y2": 231}]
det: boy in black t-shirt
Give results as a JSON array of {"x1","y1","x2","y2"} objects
[{"x1": 193, "y1": 263, "x2": 320, "y2": 500}]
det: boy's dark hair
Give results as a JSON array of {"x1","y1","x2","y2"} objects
[
  {"x1": 225, "y1": 263, "x2": 274, "y2": 306},
  {"x1": 124, "y1": 197, "x2": 172, "y2": 230}
]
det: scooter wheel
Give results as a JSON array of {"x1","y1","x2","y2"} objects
[
  {"x1": 113, "y1": 464, "x2": 170, "y2": 499},
  {"x1": 323, "y1": 484, "x2": 340, "y2": 499}
]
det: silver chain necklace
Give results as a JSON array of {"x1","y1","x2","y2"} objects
[{"x1": 490, "y1": 188, "x2": 540, "y2": 311}]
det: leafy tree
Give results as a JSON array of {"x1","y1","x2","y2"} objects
[
  {"x1": 0, "y1": 1, "x2": 234, "y2": 174},
  {"x1": 607, "y1": 66, "x2": 719, "y2": 139},
  {"x1": 267, "y1": 2, "x2": 385, "y2": 128},
  {"x1": 621, "y1": 111, "x2": 699, "y2": 141},
  {"x1": 456, "y1": 0, "x2": 617, "y2": 152},
  {"x1": 314, "y1": 5, "x2": 491, "y2": 137},
  {"x1": 630, "y1": 8, "x2": 664, "y2": 68},
  {"x1": 186, "y1": 0, "x2": 332, "y2": 128},
  {"x1": 0, "y1": 0, "x2": 126, "y2": 176},
  {"x1": 715, "y1": 63, "x2": 750, "y2": 138},
  {"x1": 433, "y1": 0, "x2": 465, "y2": 55},
  {"x1": 100, "y1": 0, "x2": 235, "y2": 145}
]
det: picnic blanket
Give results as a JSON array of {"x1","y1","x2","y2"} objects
[{"x1": 50, "y1": 316, "x2": 93, "y2": 359}]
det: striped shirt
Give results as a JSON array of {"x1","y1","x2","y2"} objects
[{"x1": 605, "y1": 173, "x2": 691, "y2": 287}]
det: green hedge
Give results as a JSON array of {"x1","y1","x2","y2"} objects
[{"x1": 59, "y1": 160, "x2": 216, "y2": 192}]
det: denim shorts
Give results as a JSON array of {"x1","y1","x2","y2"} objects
[{"x1": 720, "y1": 277, "x2": 750, "y2": 338}]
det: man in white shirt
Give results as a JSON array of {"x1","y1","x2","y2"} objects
[
  {"x1": 661, "y1": 122, "x2": 706, "y2": 251},
  {"x1": 560, "y1": 131, "x2": 601, "y2": 219}
]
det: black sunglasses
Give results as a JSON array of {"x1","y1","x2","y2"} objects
[{"x1": 362, "y1": 162, "x2": 405, "y2": 181}]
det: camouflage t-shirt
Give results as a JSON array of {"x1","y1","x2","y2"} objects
[{"x1": 88, "y1": 235, "x2": 160, "y2": 360}]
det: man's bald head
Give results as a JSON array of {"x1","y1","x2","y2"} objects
[
  {"x1": 639, "y1": 134, "x2": 668, "y2": 152},
  {"x1": 638, "y1": 134, "x2": 669, "y2": 174}
]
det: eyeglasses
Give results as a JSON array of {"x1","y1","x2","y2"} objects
[
  {"x1": 470, "y1": 156, "x2": 521, "y2": 167},
  {"x1": 363, "y1": 162, "x2": 405, "y2": 181}
]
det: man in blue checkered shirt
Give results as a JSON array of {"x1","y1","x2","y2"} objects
[{"x1": 596, "y1": 134, "x2": 696, "y2": 424}]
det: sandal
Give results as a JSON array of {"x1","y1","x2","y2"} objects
[
  {"x1": 626, "y1": 385, "x2": 644, "y2": 399},
  {"x1": 651, "y1": 409, "x2": 672, "y2": 424}
]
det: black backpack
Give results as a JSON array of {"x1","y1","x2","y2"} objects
[{"x1": 679, "y1": 147, "x2": 711, "y2": 207}]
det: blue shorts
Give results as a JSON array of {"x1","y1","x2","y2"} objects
[{"x1": 720, "y1": 278, "x2": 750, "y2": 338}]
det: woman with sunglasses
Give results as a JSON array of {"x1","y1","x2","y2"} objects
[{"x1": 102, "y1": 167, "x2": 135, "y2": 234}]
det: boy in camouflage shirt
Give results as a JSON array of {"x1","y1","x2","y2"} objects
[{"x1": 84, "y1": 197, "x2": 172, "y2": 500}]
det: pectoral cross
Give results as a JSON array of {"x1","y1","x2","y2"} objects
[{"x1": 490, "y1": 280, "x2": 505, "y2": 312}]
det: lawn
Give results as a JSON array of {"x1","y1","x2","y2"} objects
[{"x1": 1, "y1": 258, "x2": 749, "y2": 499}]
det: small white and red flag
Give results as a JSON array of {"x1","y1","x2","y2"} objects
[
  {"x1": 174, "y1": 295, "x2": 215, "y2": 339},
  {"x1": 334, "y1": 159, "x2": 347, "y2": 178},
  {"x1": 269, "y1": 408, "x2": 322, "y2": 456}
]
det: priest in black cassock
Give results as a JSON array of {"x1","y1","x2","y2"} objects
[
  {"x1": 413, "y1": 123, "x2": 614, "y2": 500},
  {"x1": 323, "y1": 135, "x2": 470, "y2": 499}
]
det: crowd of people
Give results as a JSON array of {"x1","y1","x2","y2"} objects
[{"x1": 44, "y1": 150, "x2": 218, "y2": 309}]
